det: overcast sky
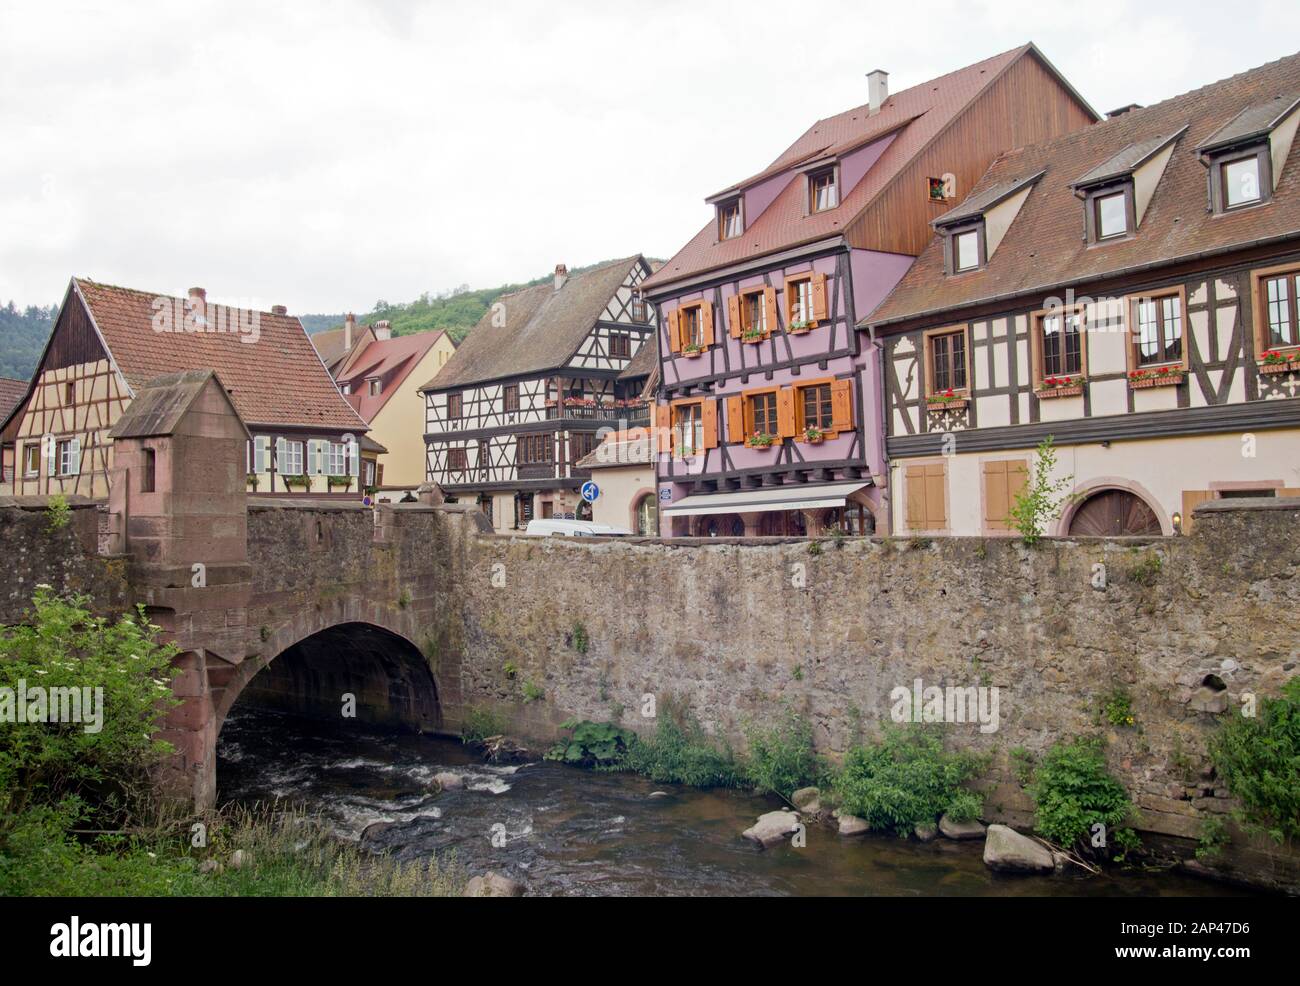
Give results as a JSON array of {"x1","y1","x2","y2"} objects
[{"x1": 2, "y1": 0, "x2": 1298, "y2": 315}]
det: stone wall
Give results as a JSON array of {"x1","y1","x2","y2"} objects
[{"x1": 451, "y1": 498, "x2": 1300, "y2": 891}]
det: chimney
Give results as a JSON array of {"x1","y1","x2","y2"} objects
[
  {"x1": 374, "y1": 319, "x2": 392, "y2": 341},
  {"x1": 187, "y1": 286, "x2": 206, "y2": 304},
  {"x1": 344, "y1": 312, "x2": 355, "y2": 350},
  {"x1": 1107, "y1": 103, "x2": 1143, "y2": 119},
  {"x1": 554, "y1": 264, "x2": 568, "y2": 291},
  {"x1": 867, "y1": 69, "x2": 888, "y2": 115},
  {"x1": 271, "y1": 304, "x2": 287, "y2": 316}
]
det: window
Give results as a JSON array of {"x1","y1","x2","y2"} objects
[
  {"x1": 64, "y1": 381, "x2": 75, "y2": 404},
  {"x1": 1263, "y1": 271, "x2": 1299, "y2": 348},
  {"x1": 478, "y1": 439, "x2": 490, "y2": 473},
  {"x1": 788, "y1": 278, "x2": 813, "y2": 325},
  {"x1": 742, "y1": 290, "x2": 767, "y2": 337},
  {"x1": 447, "y1": 447, "x2": 468, "y2": 471},
  {"x1": 503, "y1": 384, "x2": 520, "y2": 412},
  {"x1": 631, "y1": 299, "x2": 648, "y2": 323},
  {"x1": 809, "y1": 168, "x2": 838, "y2": 212},
  {"x1": 746, "y1": 391, "x2": 779, "y2": 438},
  {"x1": 325, "y1": 441, "x2": 347, "y2": 476},
  {"x1": 1222, "y1": 155, "x2": 1261, "y2": 208},
  {"x1": 571, "y1": 432, "x2": 597, "y2": 461},
  {"x1": 1095, "y1": 190, "x2": 1129, "y2": 239},
  {"x1": 447, "y1": 392, "x2": 463, "y2": 420},
  {"x1": 928, "y1": 176, "x2": 949, "y2": 201},
  {"x1": 927, "y1": 328, "x2": 968, "y2": 394},
  {"x1": 57, "y1": 438, "x2": 79, "y2": 476},
  {"x1": 278, "y1": 439, "x2": 304, "y2": 475},
  {"x1": 367, "y1": 378, "x2": 381, "y2": 396},
  {"x1": 954, "y1": 230, "x2": 980, "y2": 272},
  {"x1": 1037, "y1": 309, "x2": 1085, "y2": 379},
  {"x1": 610, "y1": 333, "x2": 631, "y2": 358},
  {"x1": 798, "y1": 383, "x2": 834, "y2": 432},
  {"x1": 141, "y1": 448, "x2": 156, "y2": 493},
  {"x1": 1131, "y1": 293, "x2": 1184, "y2": 366},
  {"x1": 340, "y1": 383, "x2": 351, "y2": 395},
  {"x1": 681, "y1": 305, "x2": 703, "y2": 349},
  {"x1": 718, "y1": 199, "x2": 743, "y2": 239},
  {"x1": 673, "y1": 402, "x2": 704, "y2": 456},
  {"x1": 23, "y1": 443, "x2": 40, "y2": 477},
  {"x1": 634, "y1": 494, "x2": 657, "y2": 536},
  {"x1": 517, "y1": 433, "x2": 553, "y2": 464},
  {"x1": 363, "y1": 459, "x2": 376, "y2": 487}
]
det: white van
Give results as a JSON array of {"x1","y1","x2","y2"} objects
[{"x1": 523, "y1": 518, "x2": 633, "y2": 538}]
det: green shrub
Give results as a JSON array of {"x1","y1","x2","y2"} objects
[
  {"x1": 460, "y1": 707, "x2": 506, "y2": 744},
  {"x1": 521, "y1": 680, "x2": 544, "y2": 703},
  {"x1": 1209, "y1": 677, "x2": 1300, "y2": 843},
  {"x1": 1029, "y1": 737, "x2": 1136, "y2": 854},
  {"x1": 1100, "y1": 687, "x2": 1136, "y2": 727},
  {"x1": 545, "y1": 720, "x2": 633, "y2": 767},
  {"x1": 1008, "y1": 436, "x2": 1073, "y2": 546},
  {"x1": 620, "y1": 705, "x2": 744, "y2": 788},
  {"x1": 831, "y1": 726, "x2": 983, "y2": 836},
  {"x1": 744, "y1": 708, "x2": 822, "y2": 799},
  {"x1": 570, "y1": 622, "x2": 589, "y2": 654},
  {"x1": 45, "y1": 494, "x2": 71, "y2": 532}
]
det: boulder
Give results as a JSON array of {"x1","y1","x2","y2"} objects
[
  {"x1": 228, "y1": 849, "x2": 250, "y2": 870},
  {"x1": 432, "y1": 771, "x2": 464, "y2": 790},
  {"x1": 914, "y1": 821, "x2": 938, "y2": 842},
  {"x1": 939, "y1": 814, "x2": 987, "y2": 840},
  {"x1": 743, "y1": 809, "x2": 802, "y2": 848},
  {"x1": 791, "y1": 787, "x2": 820, "y2": 810},
  {"x1": 983, "y1": 824, "x2": 1054, "y2": 874},
  {"x1": 837, "y1": 814, "x2": 870, "y2": 837},
  {"x1": 198, "y1": 859, "x2": 222, "y2": 875},
  {"x1": 464, "y1": 871, "x2": 525, "y2": 897}
]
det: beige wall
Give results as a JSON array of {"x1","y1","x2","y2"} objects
[
  {"x1": 370, "y1": 336, "x2": 456, "y2": 488},
  {"x1": 892, "y1": 428, "x2": 1300, "y2": 536},
  {"x1": 589, "y1": 463, "x2": 656, "y2": 531}
]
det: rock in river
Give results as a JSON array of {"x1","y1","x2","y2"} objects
[
  {"x1": 464, "y1": 871, "x2": 525, "y2": 897},
  {"x1": 939, "y1": 814, "x2": 987, "y2": 840},
  {"x1": 838, "y1": 813, "x2": 870, "y2": 837},
  {"x1": 983, "y1": 824, "x2": 1055, "y2": 874},
  {"x1": 743, "y1": 809, "x2": 802, "y2": 848}
]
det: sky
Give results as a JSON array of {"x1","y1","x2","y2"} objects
[{"x1": 2, "y1": 0, "x2": 1298, "y2": 315}]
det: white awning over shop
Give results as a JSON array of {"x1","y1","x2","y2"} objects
[{"x1": 660, "y1": 481, "x2": 870, "y2": 518}]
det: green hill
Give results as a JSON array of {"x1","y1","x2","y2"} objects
[{"x1": 0, "y1": 301, "x2": 58, "y2": 381}]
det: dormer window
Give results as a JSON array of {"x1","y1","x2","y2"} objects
[
  {"x1": 1095, "y1": 189, "x2": 1130, "y2": 239},
  {"x1": 718, "y1": 198, "x2": 743, "y2": 240},
  {"x1": 1196, "y1": 97, "x2": 1299, "y2": 215},
  {"x1": 1221, "y1": 153, "x2": 1263, "y2": 209},
  {"x1": 809, "y1": 168, "x2": 838, "y2": 212},
  {"x1": 943, "y1": 222, "x2": 984, "y2": 275},
  {"x1": 367, "y1": 378, "x2": 381, "y2": 396}
]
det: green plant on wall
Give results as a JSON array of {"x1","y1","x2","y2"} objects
[
  {"x1": 1008, "y1": 436, "x2": 1074, "y2": 546},
  {"x1": 569, "y1": 622, "x2": 588, "y2": 654},
  {"x1": 521, "y1": 680, "x2": 544, "y2": 703},
  {"x1": 1028, "y1": 736, "x2": 1138, "y2": 858},
  {"x1": 1209, "y1": 677, "x2": 1300, "y2": 843},
  {"x1": 45, "y1": 493, "x2": 70, "y2": 533},
  {"x1": 1100, "y1": 687, "x2": 1136, "y2": 727}
]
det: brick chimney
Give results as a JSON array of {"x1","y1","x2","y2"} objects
[
  {"x1": 867, "y1": 69, "x2": 888, "y2": 115},
  {"x1": 187, "y1": 286, "x2": 206, "y2": 305},
  {"x1": 344, "y1": 312, "x2": 355, "y2": 350},
  {"x1": 374, "y1": 319, "x2": 392, "y2": 341},
  {"x1": 554, "y1": 264, "x2": 568, "y2": 291},
  {"x1": 271, "y1": 304, "x2": 287, "y2": 316}
]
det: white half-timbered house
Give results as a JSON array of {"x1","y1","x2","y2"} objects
[{"x1": 421, "y1": 256, "x2": 656, "y2": 530}]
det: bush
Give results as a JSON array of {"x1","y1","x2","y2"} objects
[
  {"x1": 620, "y1": 705, "x2": 744, "y2": 788},
  {"x1": 832, "y1": 726, "x2": 983, "y2": 836},
  {"x1": 545, "y1": 719, "x2": 633, "y2": 767},
  {"x1": 744, "y1": 708, "x2": 822, "y2": 799},
  {"x1": 460, "y1": 707, "x2": 506, "y2": 744},
  {"x1": 1029, "y1": 737, "x2": 1136, "y2": 855},
  {"x1": 1209, "y1": 677, "x2": 1300, "y2": 843}
]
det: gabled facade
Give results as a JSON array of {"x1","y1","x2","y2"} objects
[
  {"x1": 334, "y1": 322, "x2": 455, "y2": 492},
  {"x1": 421, "y1": 256, "x2": 656, "y2": 531},
  {"x1": 640, "y1": 44, "x2": 1098, "y2": 536},
  {"x1": 866, "y1": 52, "x2": 1300, "y2": 537},
  {"x1": 0, "y1": 279, "x2": 370, "y2": 499}
]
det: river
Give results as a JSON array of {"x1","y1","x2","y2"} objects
[{"x1": 217, "y1": 707, "x2": 1244, "y2": 897}]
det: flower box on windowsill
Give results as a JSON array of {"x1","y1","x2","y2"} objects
[
  {"x1": 787, "y1": 320, "x2": 816, "y2": 335},
  {"x1": 742, "y1": 332, "x2": 767, "y2": 345},
  {"x1": 744, "y1": 434, "x2": 779, "y2": 450},
  {"x1": 926, "y1": 394, "x2": 968, "y2": 412},
  {"x1": 801, "y1": 429, "x2": 827, "y2": 445},
  {"x1": 682, "y1": 347, "x2": 704, "y2": 359},
  {"x1": 1259, "y1": 352, "x2": 1300, "y2": 375},
  {"x1": 1036, "y1": 377, "x2": 1084, "y2": 399},
  {"x1": 1128, "y1": 368, "x2": 1185, "y2": 389}
]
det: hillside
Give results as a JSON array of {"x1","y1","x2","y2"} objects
[
  {"x1": 0, "y1": 301, "x2": 57, "y2": 381},
  {"x1": 301, "y1": 257, "x2": 660, "y2": 343}
]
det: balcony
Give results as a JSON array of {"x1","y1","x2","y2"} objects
[{"x1": 544, "y1": 401, "x2": 649, "y2": 426}]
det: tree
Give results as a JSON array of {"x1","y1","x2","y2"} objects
[{"x1": 1008, "y1": 436, "x2": 1074, "y2": 545}]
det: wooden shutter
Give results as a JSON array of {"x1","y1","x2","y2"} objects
[
  {"x1": 727, "y1": 294, "x2": 742, "y2": 339},
  {"x1": 666, "y1": 309, "x2": 681, "y2": 353},
  {"x1": 254, "y1": 436, "x2": 268, "y2": 474},
  {"x1": 830, "y1": 379, "x2": 854, "y2": 431},
  {"x1": 701, "y1": 399, "x2": 718, "y2": 449},
  {"x1": 924, "y1": 464, "x2": 947, "y2": 529},
  {"x1": 45, "y1": 438, "x2": 56, "y2": 477},
  {"x1": 811, "y1": 273, "x2": 829, "y2": 323},
  {"x1": 776, "y1": 387, "x2": 796, "y2": 438},
  {"x1": 655, "y1": 403, "x2": 672, "y2": 454},
  {"x1": 906, "y1": 462, "x2": 947, "y2": 530},
  {"x1": 983, "y1": 459, "x2": 1027, "y2": 530},
  {"x1": 67, "y1": 438, "x2": 80, "y2": 476},
  {"x1": 349, "y1": 438, "x2": 361, "y2": 477},
  {"x1": 726, "y1": 395, "x2": 744, "y2": 444},
  {"x1": 763, "y1": 287, "x2": 778, "y2": 335},
  {"x1": 700, "y1": 301, "x2": 715, "y2": 347},
  {"x1": 905, "y1": 465, "x2": 926, "y2": 530},
  {"x1": 1180, "y1": 489, "x2": 1214, "y2": 534}
]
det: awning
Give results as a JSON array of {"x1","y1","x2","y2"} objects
[{"x1": 661, "y1": 481, "x2": 870, "y2": 518}]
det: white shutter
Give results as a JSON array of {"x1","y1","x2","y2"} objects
[
  {"x1": 45, "y1": 438, "x2": 56, "y2": 476},
  {"x1": 307, "y1": 440, "x2": 321, "y2": 475},
  {"x1": 349, "y1": 439, "x2": 360, "y2": 477},
  {"x1": 275, "y1": 437, "x2": 288, "y2": 474},
  {"x1": 254, "y1": 436, "x2": 268, "y2": 473},
  {"x1": 68, "y1": 438, "x2": 80, "y2": 476}
]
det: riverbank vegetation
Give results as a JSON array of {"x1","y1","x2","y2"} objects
[
  {"x1": 0, "y1": 589, "x2": 462, "y2": 897},
  {"x1": 1209, "y1": 677, "x2": 1300, "y2": 844}
]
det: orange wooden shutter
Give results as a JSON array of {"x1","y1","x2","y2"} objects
[
  {"x1": 831, "y1": 379, "x2": 854, "y2": 431},
  {"x1": 727, "y1": 294, "x2": 742, "y2": 340},
  {"x1": 924, "y1": 464, "x2": 947, "y2": 529},
  {"x1": 1180, "y1": 489, "x2": 1214, "y2": 534},
  {"x1": 763, "y1": 287, "x2": 778, "y2": 335},
  {"x1": 655, "y1": 403, "x2": 672, "y2": 453},
  {"x1": 811, "y1": 273, "x2": 829, "y2": 323},
  {"x1": 776, "y1": 387, "x2": 796, "y2": 438},
  {"x1": 726, "y1": 395, "x2": 744, "y2": 444},
  {"x1": 666, "y1": 309, "x2": 681, "y2": 353},
  {"x1": 983, "y1": 460, "x2": 1009, "y2": 530},
  {"x1": 905, "y1": 465, "x2": 926, "y2": 530},
  {"x1": 701, "y1": 399, "x2": 719, "y2": 449},
  {"x1": 700, "y1": 301, "x2": 715, "y2": 346}
]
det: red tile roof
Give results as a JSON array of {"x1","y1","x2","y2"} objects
[
  {"x1": 75, "y1": 278, "x2": 366, "y2": 431},
  {"x1": 643, "y1": 45, "x2": 1086, "y2": 291},
  {"x1": 0, "y1": 377, "x2": 27, "y2": 425},
  {"x1": 867, "y1": 51, "x2": 1300, "y2": 327},
  {"x1": 337, "y1": 330, "x2": 447, "y2": 422}
]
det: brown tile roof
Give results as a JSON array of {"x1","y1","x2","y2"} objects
[
  {"x1": 0, "y1": 377, "x2": 27, "y2": 425},
  {"x1": 618, "y1": 334, "x2": 658, "y2": 381},
  {"x1": 75, "y1": 278, "x2": 367, "y2": 431},
  {"x1": 311, "y1": 322, "x2": 375, "y2": 373},
  {"x1": 867, "y1": 52, "x2": 1300, "y2": 327},
  {"x1": 337, "y1": 330, "x2": 447, "y2": 422},
  {"x1": 420, "y1": 256, "x2": 646, "y2": 391},
  {"x1": 642, "y1": 45, "x2": 1086, "y2": 291}
]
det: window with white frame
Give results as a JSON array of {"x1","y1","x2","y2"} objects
[
  {"x1": 326, "y1": 441, "x2": 347, "y2": 476},
  {"x1": 57, "y1": 438, "x2": 79, "y2": 476}
]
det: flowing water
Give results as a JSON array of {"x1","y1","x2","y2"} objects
[{"x1": 217, "y1": 707, "x2": 1245, "y2": 897}]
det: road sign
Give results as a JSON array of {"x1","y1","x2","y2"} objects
[
  {"x1": 659, "y1": 487, "x2": 671, "y2": 502},
  {"x1": 581, "y1": 481, "x2": 600, "y2": 503}
]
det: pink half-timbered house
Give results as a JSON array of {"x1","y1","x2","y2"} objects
[{"x1": 640, "y1": 44, "x2": 1097, "y2": 536}]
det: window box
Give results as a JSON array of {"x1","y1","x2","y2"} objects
[
  {"x1": 787, "y1": 319, "x2": 814, "y2": 335},
  {"x1": 1035, "y1": 376, "x2": 1085, "y2": 399},
  {"x1": 1128, "y1": 367, "x2": 1184, "y2": 389},
  {"x1": 926, "y1": 389, "x2": 968, "y2": 412},
  {"x1": 327, "y1": 475, "x2": 353, "y2": 490},
  {"x1": 802, "y1": 427, "x2": 826, "y2": 445},
  {"x1": 1259, "y1": 350, "x2": 1300, "y2": 374},
  {"x1": 682, "y1": 343, "x2": 705, "y2": 358},
  {"x1": 741, "y1": 327, "x2": 766, "y2": 344},
  {"x1": 246, "y1": 473, "x2": 259, "y2": 491},
  {"x1": 281, "y1": 473, "x2": 310, "y2": 490},
  {"x1": 745, "y1": 433, "x2": 779, "y2": 450}
]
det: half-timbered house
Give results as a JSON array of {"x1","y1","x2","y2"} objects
[
  {"x1": 639, "y1": 44, "x2": 1097, "y2": 536},
  {"x1": 421, "y1": 256, "x2": 656, "y2": 531},
  {"x1": 0, "y1": 279, "x2": 371, "y2": 499},
  {"x1": 865, "y1": 52, "x2": 1300, "y2": 537}
]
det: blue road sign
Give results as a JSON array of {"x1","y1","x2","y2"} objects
[{"x1": 581, "y1": 481, "x2": 600, "y2": 503}]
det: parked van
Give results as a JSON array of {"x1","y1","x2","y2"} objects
[{"x1": 523, "y1": 519, "x2": 632, "y2": 538}]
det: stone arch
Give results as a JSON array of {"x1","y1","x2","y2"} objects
[{"x1": 1058, "y1": 477, "x2": 1169, "y2": 536}]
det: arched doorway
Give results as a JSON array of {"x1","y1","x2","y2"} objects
[
  {"x1": 633, "y1": 493, "x2": 657, "y2": 535},
  {"x1": 695, "y1": 512, "x2": 745, "y2": 537},
  {"x1": 1068, "y1": 488, "x2": 1163, "y2": 536}
]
